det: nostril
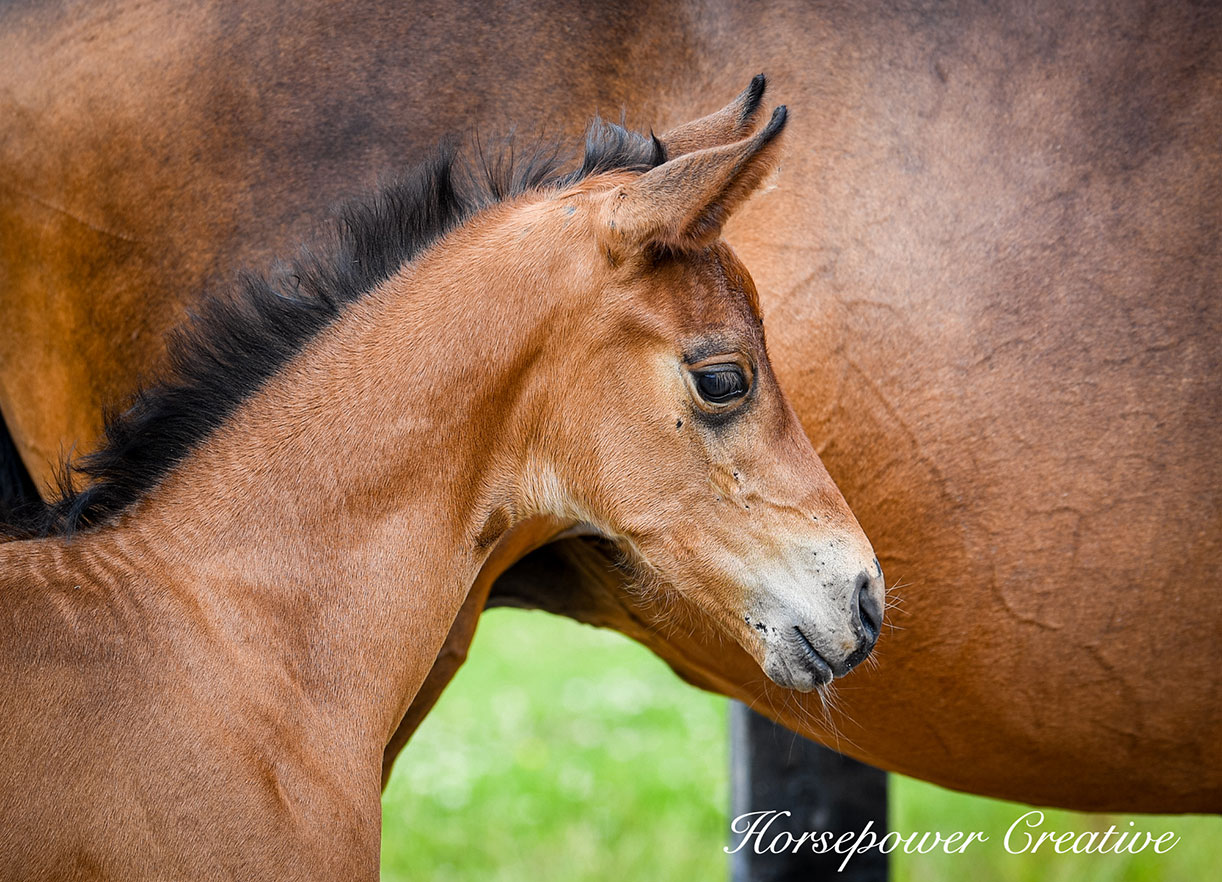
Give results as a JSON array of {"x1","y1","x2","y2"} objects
[{"x1": 854, "y1": 571, "x2": 882, "y2": 643}]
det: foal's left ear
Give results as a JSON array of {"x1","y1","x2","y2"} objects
[
  {"x1": 659, "y1": 74, "x2": 769, "y2": 157},
  {"x1": 602, "y1": 106, "x2": 787, "y2": 254}
]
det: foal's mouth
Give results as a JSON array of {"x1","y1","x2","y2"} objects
[{"x1": 793, "y1": 626, "x2": 834, "y2": 686}]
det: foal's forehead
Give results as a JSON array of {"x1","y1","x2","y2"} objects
[
  {"x1": 647, "y1": 243, "x2": 765, "y2": 328},
  {"x1": 518, "y1": 176, "x2": 764, "y2": 330}
]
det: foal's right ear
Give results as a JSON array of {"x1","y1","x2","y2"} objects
[
  {"x1": 659, "y1": 74, "x2": 768, "y2": 157},
  {"x1": 601, "y1": 105, "x2": 788, "y2": 254}
]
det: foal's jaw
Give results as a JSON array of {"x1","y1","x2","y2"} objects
[{"x1": 628, "y1": 452, "x2": 885, "y2": 693}]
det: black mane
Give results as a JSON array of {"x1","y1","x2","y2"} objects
[{"x1": 3, "y1": 120, "x2": 664, "y2": 538}]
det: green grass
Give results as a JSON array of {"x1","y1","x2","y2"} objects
[
  {"x1": 382, "y1": 610, "x2": 1219, "y2": 881},
  {"x1": 381, "y1": 610, "x2": 728, "y2": 881}
]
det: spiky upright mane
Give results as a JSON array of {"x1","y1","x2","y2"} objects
[{"x1": 4, "y1": 121, "x2": 665, "y2": 538}]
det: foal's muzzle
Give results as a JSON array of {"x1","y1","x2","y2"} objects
[{"x1": 760, "y1": 565, "x2": 885, "y2": 692}]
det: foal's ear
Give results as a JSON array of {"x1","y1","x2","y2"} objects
[
  {"x1": 660, "y1": 74, "x2": 768, "y2": 157},
  {"x1": 603, "y1": 106, "x2": 787, "y2": 253}
]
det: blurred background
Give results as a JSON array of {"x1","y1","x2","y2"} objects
[{"x1": 381, "y1": 611, "x2": 1220, "y2": 881}]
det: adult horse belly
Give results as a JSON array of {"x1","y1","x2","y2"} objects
[{"x1": 724, "y1": 232, "x2": 1222, "y2": 809}]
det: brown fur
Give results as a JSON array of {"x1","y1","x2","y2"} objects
[
  {"x1": 0, "y1": 105, "x2": 882, "y2": 875},
  {"x1": 1, "y1": 0, "x2": 1219, "y2": 813}
]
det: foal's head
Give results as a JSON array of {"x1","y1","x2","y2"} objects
[{"x1": 484, "y1": 91, "x2": 884, "y2": 691}]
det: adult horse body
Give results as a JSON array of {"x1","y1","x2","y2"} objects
[{"x1": 1, "y1": 1, "x2": 1218, "y2": 812}]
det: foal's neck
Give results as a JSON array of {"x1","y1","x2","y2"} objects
[{"x1": 97, "y1": 211, "x2": 576, "y2": 749}]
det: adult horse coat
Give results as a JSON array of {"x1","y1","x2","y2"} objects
[{"x1": 0, "y1": 0, "x2": 1218, "y2": 811}]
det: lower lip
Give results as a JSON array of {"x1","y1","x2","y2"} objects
[{"x1": 793, "y1": 626, "x2": 834, "y2": 685}]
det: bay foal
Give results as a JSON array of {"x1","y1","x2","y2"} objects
[{"x1": 0, "y1": 104, "x2": 882, "y2": 876}]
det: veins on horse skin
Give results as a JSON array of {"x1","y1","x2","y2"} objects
[{"x1": 3, "y1": 180, "x2": 145, "y2": 246}]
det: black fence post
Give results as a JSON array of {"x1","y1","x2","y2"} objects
[{"x1": 729, "y1": 702, "x2": 889, "y2": 882}]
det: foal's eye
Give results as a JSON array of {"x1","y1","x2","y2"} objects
[{"x1": 694, "y1": 365, "x2": 749, "y2": 404}]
